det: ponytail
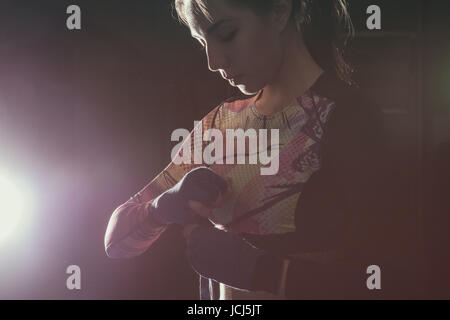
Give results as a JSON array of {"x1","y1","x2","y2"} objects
[{"x1": 293, "y1": 0, "x2": 356, "y2": 86}]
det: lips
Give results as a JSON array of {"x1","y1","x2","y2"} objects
[
  {"x1": 223, "y1": 71, "x2": 241, "y2": 80},
  {"x1": 226, "y1": 74, "x2": 243, "y2": 84}
]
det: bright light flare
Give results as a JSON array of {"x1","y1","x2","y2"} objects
[{"x1": 0, "y1": 172, "x2": 28, "y2": 243}]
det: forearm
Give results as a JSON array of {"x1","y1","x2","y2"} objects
[{"x1": 104, "y1": 195, "x2": 167, "y2": 259}]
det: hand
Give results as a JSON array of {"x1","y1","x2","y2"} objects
[
  {"x1": 150, "y1": 167, "x2": 229, "y2": 225},
  {"x1": 183, "y1": 225, "x2": 266, "y2": 291}
]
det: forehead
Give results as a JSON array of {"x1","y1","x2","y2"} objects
[{"x1": 183, "y1": 0, "x2": 243, "y2": 37}]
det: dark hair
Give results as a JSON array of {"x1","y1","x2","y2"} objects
[{"x1": 172, "y1": 0, "x2": 356, "y2": 86}]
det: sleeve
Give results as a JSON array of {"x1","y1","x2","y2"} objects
[
  {"x1": 104, "y1": 104, "x2": 223, "y2": 259},
  {"x1": 284, "y1": 92, "x2": 394, "y2": 299},
  {"x1": 252, "y1": 92, "x2": 395, "y2": 298}
]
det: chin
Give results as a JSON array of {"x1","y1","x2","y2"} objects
[{"x1": 235, "y1": 83, "x2": 261, "y2": 96}]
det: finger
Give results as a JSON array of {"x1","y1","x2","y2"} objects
[{"x1": 187, "y1": 200, "x2": 212, "y2": 219}]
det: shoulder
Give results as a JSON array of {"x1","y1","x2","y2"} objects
[
  {"x1": 202, "y1": 94, "x2": 256, "y2": 130},
  {"x1": 312, "y1": 72, "x2": 386, "y2": 159},
  {"x1": 312, "y1": 72, "x2": 381, "y2": 130}
]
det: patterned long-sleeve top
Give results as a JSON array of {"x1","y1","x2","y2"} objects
[{"x1": 104, "y1": 71, "x2": 392, "y2": 299}]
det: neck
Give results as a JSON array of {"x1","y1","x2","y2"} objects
[{"x1": 255, "y1": 26, "x2": 324, "y2": 116}]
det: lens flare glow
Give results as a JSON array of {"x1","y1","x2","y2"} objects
[{"x1": 0, "y1": 173, "x2": 27, "y2": 242}]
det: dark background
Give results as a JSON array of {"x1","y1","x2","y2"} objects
[{"x1": 0, "y1": 0, "x2": 448, "y2": 299}]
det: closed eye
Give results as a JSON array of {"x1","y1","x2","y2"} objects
[{"x1": 219, "y1": 30, "x2": 237, "y2": 42}]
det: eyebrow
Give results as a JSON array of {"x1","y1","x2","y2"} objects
[
  {"x1": 207, "y1": 18, "x2": 235, "y2": 35},
  {"x1": 191, "y1": 18, "x2": 236, "y2": 38}
]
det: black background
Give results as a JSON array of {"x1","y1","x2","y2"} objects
[{"x1": 0, "y1": 0, "x2": 449, "y2": 299}]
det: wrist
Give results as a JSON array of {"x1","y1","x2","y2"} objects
[{"x1": 145, "y1": 201, "x2": 169, "y2": 227}]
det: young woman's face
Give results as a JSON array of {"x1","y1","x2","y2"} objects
[{"x1": 184, "y1": 0, "x2": 285, "y2": 95}]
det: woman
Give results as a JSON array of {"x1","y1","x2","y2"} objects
[{"x1": 104, "y1": 0, "x2": 392, "y2": 299}]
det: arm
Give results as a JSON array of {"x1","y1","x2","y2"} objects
[
  {"x1": 253, "y1": 93, "x2": 394, "y2": 299},
  {"x1": 104, "y1": 171, "x2": 176, "y2": 259},
  {"x1": 104, "y1": 105, "x2": 223, "y2": 259},
  {"x1": 104, "y1": 159, "x2": 195, "y2": 259},
  {"x1": 183, "y1": 93, "x2": 394, "y2": 298}
]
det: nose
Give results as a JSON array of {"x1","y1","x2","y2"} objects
[{"x1": 205, "y1": 43, "x2": 228, "y2": 73}]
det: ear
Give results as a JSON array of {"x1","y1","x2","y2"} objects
[{"x1": 269, "y1": 0, "x2": 293, "y2": 33}]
